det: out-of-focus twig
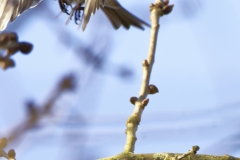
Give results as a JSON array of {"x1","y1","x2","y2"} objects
[
  {"x1": 0, "y1": 138, "x2": 16, "y2": 160},
  {"x1": 5, "y1": 73, "x2": 77, "y2": 145},
  {"x1": 0, "y1": 32, "x2": 33, "y2": 70}
]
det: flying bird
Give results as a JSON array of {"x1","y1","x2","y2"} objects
[{"x1": 0, "y1": 0, "x2": 150, "y2": 31}]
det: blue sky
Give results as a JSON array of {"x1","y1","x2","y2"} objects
[{"x1": 0, "y1": 0, "x2": 240, "y2": 159}]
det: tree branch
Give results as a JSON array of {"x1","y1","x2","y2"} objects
[
  {"x1": 99, "y1": 0, "x2": 174, "y2": 159},
  {"x1": 123, "y1": 0, "x2": 173, "y2": 153}
]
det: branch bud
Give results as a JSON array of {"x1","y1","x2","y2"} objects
[
  {"x1": 163, "y1": 4, "x2": 174, "y2": 15},
  {"x1": 59, "y1": 74, "x2": 76, "y2": 91},
  {"x1": 130, "y1": 97, "x2": 138, "y2": 105},
  {"x1": 142, "y1": 59, "x2": 149, "y2": 67},
  {"x1": 148, "y1": 84, "x2": 159, "y2": 94},
  {"x1": 141, "y1": 98, "x2": 149, "y2": 107}
]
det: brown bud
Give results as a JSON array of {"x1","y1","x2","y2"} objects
[
  {"x1": 163, "y1": 4, "x2": 174, "y2": 15},
  {"x1": 142, "y1": 59, "x2": 149, "y2": 67},
  {"x1": 0, "y1": 138, "x2": 7, "y2": 148},
  {"x1": 130, "y1": 97, "x2": 138, "y2": 105},
  {"x1": 141, "y1": 98, "x2": 149, "y2": 107},
  {"x1": 148, "y1": 84, "x2": 159, "y2": 94},
  {"x1": 59, "y1": 74, "x2": 76, "y2": 91},
  {"x1": 19, "y1": 42, "x2": 33, "y2": 54},
  {"x1": 8, "y1": 149, "x2": 16, "y2": 158}
]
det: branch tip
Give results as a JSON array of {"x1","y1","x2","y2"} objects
[
  {"x1": 192, "y1": 145, "x2": 200, "y2": 154},
  {"x1": 150, "y1": 0, "x2": 174, "y2": 16},
  {"x1": 174, "y1": 145, "x2": 200, "y2": 160}
]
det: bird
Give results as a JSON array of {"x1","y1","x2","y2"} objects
[
  {"x1": 0, "y1": 0, "x2": 150, "y2": 31},
  {"x1": 60, "y1": 0, "x2": 150, "y2": 30}
]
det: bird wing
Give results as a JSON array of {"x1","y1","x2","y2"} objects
[
  {"x1": 100, "y1": 0, "x2": 150, "y2": 30},
  {"x1": 82, "y1": 0, "x2": 103, "y2": 31},
  {"x1": 0, "y1": 0, "x2": 42, "y2": 31},
  {"x1": 82, "y1": 0, "x2": 150, "y2": 31}
]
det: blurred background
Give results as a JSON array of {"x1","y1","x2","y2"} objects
[{"x1": 0, "y1": 0, "x2": 240, "y2": 159}]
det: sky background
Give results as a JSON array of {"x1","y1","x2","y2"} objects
[{"x1": 1, "y1": 0, "x2": 240, "y2": 159}]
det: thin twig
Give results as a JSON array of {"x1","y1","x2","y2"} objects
[
  {"x1": 173, "y1": 146, "x2": 200, "y2": 160},
  {"x1": 123, "y1": 0, "x2": 174, "y2": 153}
]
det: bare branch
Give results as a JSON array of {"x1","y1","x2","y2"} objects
[{"x1": 123, "y1": 0, "x2": 174, "y2": 153}]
